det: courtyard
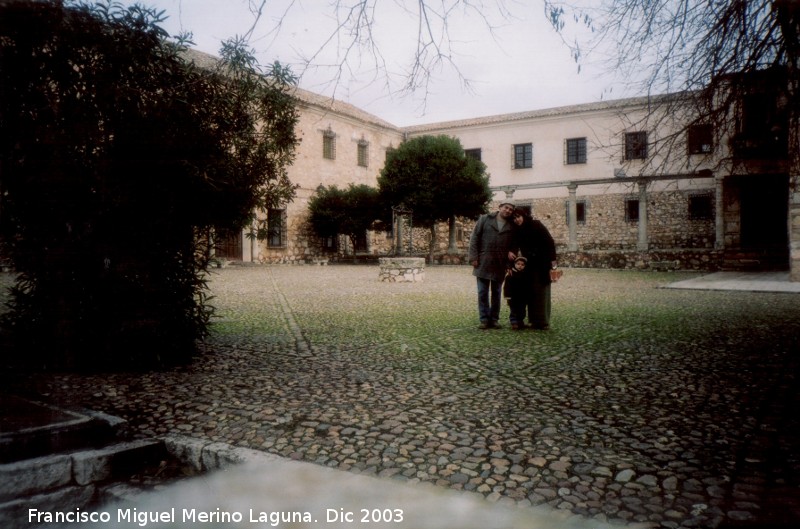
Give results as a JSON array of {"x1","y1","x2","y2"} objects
[{"x1": 3, "y1": 265, "x2": 799, "y2": 528}]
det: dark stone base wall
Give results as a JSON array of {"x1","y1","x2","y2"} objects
[
  {"x1": 387, "y1": 249, "x2": 723, "y2": 271},
  {"x1": 557, "y1": 249, "x2": 723, "y2": 271}
]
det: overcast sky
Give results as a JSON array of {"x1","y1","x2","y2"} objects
[{"x1": 120, "y1": 0, "x2": 633, "y2": 127}]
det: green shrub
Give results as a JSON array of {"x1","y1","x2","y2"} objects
[{"x1": 0, "y1": 1, "x2": 298, "y2": 370}]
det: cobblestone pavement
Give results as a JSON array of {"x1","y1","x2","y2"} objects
[{"x1": 6, "y1": 266, "x2": 800, "y2": 528}]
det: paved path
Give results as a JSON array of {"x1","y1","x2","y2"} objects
[
  {"x1": 6, "y1": 266, "x2": 800, "y2": 528},
  {"x1": 664, "y1": 271, "x2": 800, "y2": 293}
]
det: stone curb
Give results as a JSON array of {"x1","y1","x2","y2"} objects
[
  {"x1": 162, "y1": 435, "x2": 283, "y2": 472},
  {"x1": 0, "y1": 485, "x2": 95, "y2": 529}
]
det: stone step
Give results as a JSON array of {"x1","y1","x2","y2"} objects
[
  {"x1": 722, "y1": 247, "x2": 789, "y2": 272},
  {"x1": 0, "y1": 438, "x2": 167, "y2": 501},
  {"x1": 0, "y1": 396, "x2": 196, "y2": 529},
  {"x1": 0, "y1": 395, "x2": 126, "y2": 464},
  {"x1": 0, "y1": 439, "x2": 194, "y2": 529}
]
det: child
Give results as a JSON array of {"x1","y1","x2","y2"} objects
[{"x1": 503, "y1": 256, "x2": 528, "y2": 330}]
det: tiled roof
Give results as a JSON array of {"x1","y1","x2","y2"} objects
[
  {"x1": 180, "y1": 49, "x2": 399, "y2": 132},
  {"x1": 180, "y1": 48, "x2": 683, "y2": 135},
  {"x1": 401, "y1": 93, "x2": 683, "y2": 134},
  {"x1": 290, "y1": 87, "x2": 399, "y2": 131}
]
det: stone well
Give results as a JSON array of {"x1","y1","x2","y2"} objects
[{"x1": 378, "y1": 257, "x2": 425, "y2": 282}]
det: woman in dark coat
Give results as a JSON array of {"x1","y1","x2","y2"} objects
[{"x1": 511, "y1": 208, "x2": 558, "y2": 329}]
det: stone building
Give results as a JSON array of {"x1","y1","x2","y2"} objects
[
  {"x1": 186, "y1": 48, "x2": 406, "y2": 264},
  {"x1": 404, "y1": 82, "x2": 795, "y2": 274},
  {"x1": 235, "y1": 88, "x2": 405, "y2": 264},
  {"x1": 404, "y1": 94, "x2": 726, "y2": 271},
  {"x1": 211, "y1": 52, "x2": 794, "y2": 277}
]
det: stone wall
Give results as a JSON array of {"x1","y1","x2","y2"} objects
[
  {"x1": 559, "y1": 249, "x2": 723, "y2": 271},
  {"x1": 253, "y1": 188, "x2": 723, "y2": 271},
  {"x1": 378, "y1": 257, "x2": 425, "y2": 282},
  {"x1": 256, "y1": 211, "x2": 315, "y2": 264},
  {"x1": 532, "y1": 189, "x2": 716, "y2": 250}
]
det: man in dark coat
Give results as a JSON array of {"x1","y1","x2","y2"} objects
[{"x1": 468, "y1": 202, "x2": 516, "y2": 329}]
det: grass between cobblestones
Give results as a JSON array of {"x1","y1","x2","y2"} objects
[
  {"x1": 2, "y1": 265, "x2": 799, "y2": 528},
  {"x1": 206, "y1": 266, "x2": 721, "y2": 359}
]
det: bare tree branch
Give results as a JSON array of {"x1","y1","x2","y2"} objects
[
  {"x1": 542, "y1": 0, "x2": 798, "y2": 192},
  {"x1": 228, "y1": 0, "x2": 516, "y2": 111}
]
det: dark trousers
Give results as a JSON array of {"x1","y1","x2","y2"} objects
[
  {"x1": 508, "y1": 284, "x2": 551, "y2": 328},
  {"x1": 507, "y1": 297, "x2": 527, "y2": 325},
  {"x1": 476, "y1": 277, "x2": 502, "y2": 324},
  {"x1": 528, "y1": 283, "x2": 552, "y2": 328}
]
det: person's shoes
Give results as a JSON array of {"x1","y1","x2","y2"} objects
[
  {"x1": 529, "y1": 323, "x2": 550, "y2": 330},
  {"x1": 511, "y1": 323, "x2": 521, "y2": 330},
  {"x1": 491, "y1": 321, "x2": 502, "y2": 329},
  {"x1": 479, "y1": 322, "x2": 490, "y2": 330}
]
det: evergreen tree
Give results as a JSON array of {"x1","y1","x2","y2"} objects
[
  {"x1": 0, "y1": 0, "x2": 298, "y2": 369},
  {"x1": 308, "y1": 184, "x2": 385, "y2": 254},
  {"x1": 378, "y1": 135, "x2": 491, "y2": 260}
]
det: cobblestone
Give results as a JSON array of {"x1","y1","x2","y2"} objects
[{"x1": 5, "y1": 265, "x2": 800, "y2": 528}]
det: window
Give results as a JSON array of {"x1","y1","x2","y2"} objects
[
  {"x1": 741, "y1": 93, "x2": 774, "y2": 138},
  {"x1": 514, "y1": 143, "x2": 533, "y2": 169},
  {"x1": 354, "y1": 232, "x2": 368, "y2": 253},
  {"x1": 565, "y1": 138, "x2": 587, "y2": 164},
  {"x1": 323, "y1": 129, "x2": 336, "y2": 160},
  {"x1": 625, "y1": 131, "x2": 648, "y2": 160},
  {"x1": 688, "y1": 124, "x2": 713, "y2": 155},
  {"x1": 625, "y1": 199, "x2": 639, "y2": 222},
  {"x1": 576, "y1": 202, "x2": 586, "y2": 223},
  {"x1": 357, "y1": 140, "x2": 369, "y2": 167},
  {"x1": 565, "y1": 200, "x2": 587, "y2": 224},
  {"x1": 733, "y1": 93, "x2": 788, "y2": 158},
  {"x1": 322, "y1": 235, "x2": 337, "y2": 252},
  {"x1": 465, "y1": 148, "x2": 482, "y2": 161},
  {"x1": 689, "y1": 194, "x2": 713, "y2": 220},
  {"x1": 267, "y1": 208, "x2": 286, "y2": 248}
]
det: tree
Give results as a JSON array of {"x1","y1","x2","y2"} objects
[
  {"x1": 378, "y1": 135, "x2": 491, "y2": 261},
  {"x1": 308, "y1": 184, "x2": 385, "y2": 254},
  {"x1": 0, "y1": 0, "x2": 299, "y2": 369},
  {"x1": 233, "y1": 0, "x2": 511, "y2": 107},
  {"x1": 241, "y1": 0, "x2": 799, "y2": 277}
]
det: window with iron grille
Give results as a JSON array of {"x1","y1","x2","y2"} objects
[
  {"x1": 625, "y1": 199, "x2": 639, "y2": 222},
  {"x1": 323, "y1": 130, "x2": 336, "y2": 160},
  {"x1": 689, "y1": 194, "x2": 713, "y2": 220},
  {"x1": 624, "y1": 131, "x2": 648, "y2": 160},
  {"x1": 514, "y1": 143, "x2": 532, "y2": 169},
  {"x1": 565, "y1": 200, "x2": 587, "y2": 224},
  {"x1": 465, "y1": 148, "x2": 482, "y2": 161},
  {"x1": 688, "y1": 124, "x2": 713, "y2": 155},
  {"x1": 267, "y1": 208, "x2": 286, "y2": 248},
  {"x1": 566, "y1": 137, "x2": 587, "y2": 164},
  {"x1": 357, "y1": 140, "x2": 369, "y2": 167}
]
